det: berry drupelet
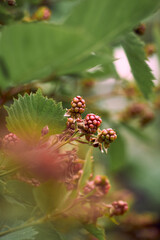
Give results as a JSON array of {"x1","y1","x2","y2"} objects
[
  {"x1": 84, "y1": 114, "x2": 102, "y2": 134},
  {"x1": 70, "y1": 96, "x2": 86, "y2": 114}
]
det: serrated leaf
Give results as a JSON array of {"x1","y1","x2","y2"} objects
[
  {"x1": 78, "y1": 148, "x2": 93, "y2": 189},
  {"x1": 84, "y1": 224, "x2": 106, "y2": 240},
  {"x1": 0, "y1": 227, "x2": 37, "y2": 240},
  {"x1": 122, "y1": 33, "x2": 154, "y2": 98},
  {"x1": 33, "y1": 180, "x2": 67, "y2": 214},
  {"x1": 5, "y1": 89, "x2": 66, "y2": 141}
]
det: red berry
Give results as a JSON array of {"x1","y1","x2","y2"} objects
[
  {"x1": 70, "y1": 96, "x2": 86, "y2": 114},
  {"x1": 84, "y1": 114, "x2": 102, "y2": 134}
]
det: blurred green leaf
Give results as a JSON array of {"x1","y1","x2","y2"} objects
[
  {"x1": 84, "y1": 224, "x2": 106, "y2": 240},
  {"x1": 33, "y1": 180, "x2": 67, "y2": 214},
  {"x1": 0, "y1": 227, "x2": 37, "y2": 240},
  {"x1": 154, "y1": 26, "x2": 160, "y2": 62},
  {"x1": 0, "y1": 0, "x2": 159, "y2": 89},
  {"x1": 5, "y1": 180, "x2": 35, "y2": 207},
  {"x1": 78, "y1": 147, "x2": 93, "y2": 189},
  {"x1": 108, "y1": 133, "x2": 127, "y2": 173},
  {"x1": 5, "y1": 89, "x2": 66, "y2": 141},
  {"x1": 122, "y1": 33, "x2": 154, "y2": 98},
  {"x1": 35, "y1": 223, "x2": 64, "y2": 240},
  {"x1": 65, "y1": 0, "x2": 160, "y2": 44},
  {"x1": 0, "y1": 22, "x2": 91, "y2": 89}
]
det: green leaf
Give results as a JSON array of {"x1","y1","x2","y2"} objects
[
  {"x1": 33, "y1": 180, "x2": 67, "y2": 214},
  {"x1": 65, "y1": 0, "x2": 160, "y2": 45},
  {"x1": 35, "y1": 223, "x2": 64, "y2": 240},
  {"x1": 0, "y1": 22, "x2": 91, "y2": 89},
  {"x1": 122, "y1": 33, "x2": 154, "y2": 98},
  {"x1": 5, "y1": 89, "x2": 66, "y2": 141},
  {"x1": 154, "y1": 26, "x2": 160, "y2": 63},
  {"x1": 84, "y1": 224, "x2": 106, "y2": 240},
  {"x1": 108, "y1": 132, "x2": 127, "y2": 173},
  {"x1": 0, "y1": 0, "x2": 159, "y2": 89},
  {"x1": 78, "y1": 148, "x2": 93, "y2": 189},
  {"x1": 0, "y1": 227, "x2": 37, "y2": 240}
]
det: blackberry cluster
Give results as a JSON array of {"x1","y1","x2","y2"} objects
[
  {"x1": 110, "y1": 200, "x2": 128, "y2": 217},
  {"x1": 70, "y1": 96, "x2": 86, "y2": 114},
  {"x1": 98, "y1": 128, "x2": 117, "y2": 147},
  {"x1": 2, "y1": 133, "x2": 19, "y2": 149},
  {"x1": 84, "y1": 114, "x2": 102, "y2": 134}
]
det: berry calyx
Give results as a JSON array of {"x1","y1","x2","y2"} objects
[
  {"x1": 84, "y1": 114, "x2": 102, "y2": 134},
  {"x1": 98, "y1": 128, "x2": 117, "y2": 145},
  {"x1": 2, "y1": 133, "x2": 19, "y2": 150},
  {"x1": 70, "y1": 96, "x2": 86, "y2": 114}
]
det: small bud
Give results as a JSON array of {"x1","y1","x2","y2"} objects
[
  {"x1": 110, "y1": 200, "x2": 128, "y2": 217},
  {"x1": 41, "y1": 126, "x2": 49, "y2": 136},
  {"x1": 33, "y1": 6, "x2": 51, "y2": 21},
  {"x1": 134, "y1": 23, "x2": 146, "y2": 35}
]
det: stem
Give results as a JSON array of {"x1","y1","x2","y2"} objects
[{"x1": 53, "y1": 130, "x2": 79, "y2": 151}]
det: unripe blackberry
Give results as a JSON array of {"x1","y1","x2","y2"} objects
[
  {"x1": 98, "y1": 128, "x2": 117, "y2": 144},
  {"x1": 84, "y1": 114, "x2": 102, "y2": 134},
  {"x1": 134, "y1": 23, "x2": 146, "y2": 35},
  {"x1": 140, "y1": 111, "x2": 155, "y2": 127},
  {"x1": 70, "y1": 96, "x2": 86, "y2": 114},
  {"x1": 110, "y1": 200, "x2": 128, "y2": 217},
  {"x1": 2, "y1": 133, "x2": 19, "y2": 150},
  {"x1": 145, "y1": 44, "x2": 156, "y2": 57},
  {"x1": 7, "y1": 0, "x2": 16, "y2": 6},
  {"x1": 33, "y1": 6, "x2": 51, "y2": 21}
]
